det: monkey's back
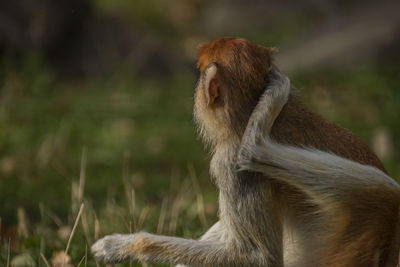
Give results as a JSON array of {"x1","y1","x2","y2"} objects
[
  {"x1": 270, "y1": 96, "x2": 398, "y2": 266},
  {"x1": 271, "y1": 96, "x2": 386, "y2": 173}
]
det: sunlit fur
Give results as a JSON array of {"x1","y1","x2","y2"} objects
[{"x1": 194, "y1": 63, "x2": 235, "y2": 148}]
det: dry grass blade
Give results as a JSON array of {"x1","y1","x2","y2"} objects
[
  {"x1": 123, "y1": 152, "x2": 137, "y2": 231},
  {"x1": 41, "y1": 205, "x2": 63, "y2": 227},
  {"x1": 129, "y1": 221, "x2": 134, "y2": 267},
  {"x1": 85, "y1": 244, "x2": 88, "y2": 267},
  {"x1": 94, "y1": 211, "x2": 101, "y2": 240},
  {"x1": 137, "y1": 206, "x2": 150, "y2": 231},
  {"x1": 169, "y1": 167, "x2": 180, "y2": 194},
  {"x1": 77, "y1": 255, "x2": 86, "y2": 266},
  {"x1": 64, "y1": 203, "x2": 85, "y2": 257},
  {"x1": 157, "y1": 197, "x2": 168, "y2": 234},
  {"x1": 169, "y1": 179, "x2": 193, "y2": 234},
  {"x1": 17, "y1": 206, "x2": 29, "y2": 238},
  {"x1": 78, "y1": 146, "x2": 88, "y2": 205},
  {"x1": 81, "y1": 207, "x2": 92, "y2": 245},
  {"x1": 40, "y1": 253, "x2": 51, "y2": 267},
  {"x1": 188, "y1": 164, "x2": 208, "y2": 229},
  {"x1": 124, "y1": 186, "x2": 136, "y2": 229},
  {"x1": 130, "y1": 189, "x2": 136, "y2": 226},
  {"x1": 7, "y1": 237, "x2": 10, "y2": 267}
]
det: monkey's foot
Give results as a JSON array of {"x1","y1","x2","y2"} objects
[{"x1": 91, "y1": 234, "x2": 136, "y2": 264}]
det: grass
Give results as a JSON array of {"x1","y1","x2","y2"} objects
[
  {"x1": 0, "y1": 56, "x2": 399, "y2": 266},
  {"x1": 0, "y1": 58, "x2": 217, "y2": 266}
]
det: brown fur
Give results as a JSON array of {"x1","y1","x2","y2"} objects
[
  {"x1": 323, "y1": 186, "x2": 400, "y2": 266},
  {"x1": 273, "y1": 96, "x2": 387, "y2": 172},
  {"x1": 198, "y1": 37, "x2": 386, "y2": 173}
]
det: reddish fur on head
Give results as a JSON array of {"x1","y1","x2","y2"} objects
[
  {"x1": 198, "y1": 38, "x2": 275, "y2": 94},
  {"x1": 196, "y1": 38, "x2": 276, "y2": 138},
  {"x1": 198, "y1": 38, "x2": 275, "y2": 74}
]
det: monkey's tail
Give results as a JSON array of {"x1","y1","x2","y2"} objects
[{"x1": 239, "y1": 138, "x2": 400, "y2": 265}]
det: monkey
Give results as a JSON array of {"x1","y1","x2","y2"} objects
[{"x1": 91, "y1": 37, "x2": 398, "y2": 266}]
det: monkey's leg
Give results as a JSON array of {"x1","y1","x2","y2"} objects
[{"x1": 91, "y1": 230, "x2": 263, "y2": 266}]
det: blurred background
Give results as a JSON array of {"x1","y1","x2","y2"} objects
[{"x1": 0, "y1": 0, "x2": 399, "y2": 265}]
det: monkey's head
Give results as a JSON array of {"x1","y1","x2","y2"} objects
[{"x1": 194, "y1": 37, "x2": 275, "y2": 146}]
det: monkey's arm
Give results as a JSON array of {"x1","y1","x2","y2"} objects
[
  {"x1": 91, "y1": 221, "x2": 227, "y2": 266},
  {"x1": 91, "y1": 232, "x2": 225, "y2": 265},
  {"x1": 91, "y1": 229, "x2": 266, "y2": 266},
  {"x1": 239, "y1": 65, "x2": 290, "y2": 161}
]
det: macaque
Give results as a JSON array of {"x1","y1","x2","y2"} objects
[{"x1": 91, "y1": 38, "x2": 399, "y2": 266}]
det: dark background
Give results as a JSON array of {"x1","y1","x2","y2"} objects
[{"x1": 1, "y1": 0, "x2": 399, "y2": 265}]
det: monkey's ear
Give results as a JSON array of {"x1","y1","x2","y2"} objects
[
  {"x1": 203, "y1": 63, "x2": 220, "y2": 107},
  {"x1": 208, "y1": 73, "x2": 219, "y2": 106}
]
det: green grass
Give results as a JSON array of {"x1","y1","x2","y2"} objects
[{"x1": 0, "y1": 58, "x2": 217, "y2": 266}]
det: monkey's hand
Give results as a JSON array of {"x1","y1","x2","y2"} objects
[
  {"x1": 238, "y1": 67, "x2": 290, "y2": 164},
  {"x1": 91, "y1": 233, "x2": 145, "y2": 264}
]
